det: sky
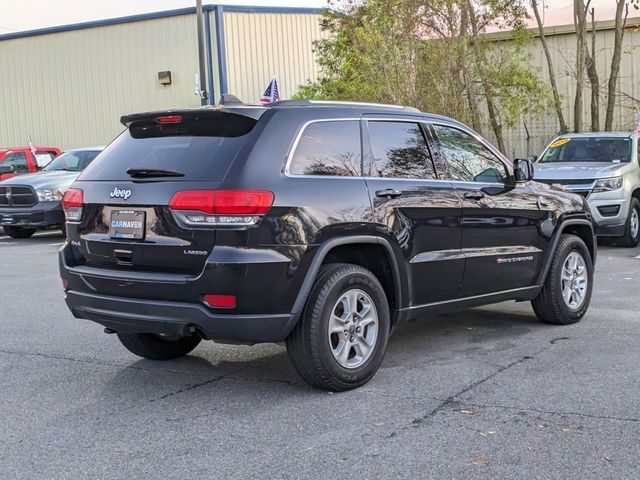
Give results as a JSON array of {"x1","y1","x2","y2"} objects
[{"x1": 0, "y1": 0, "x2": 623, "y2": 35}]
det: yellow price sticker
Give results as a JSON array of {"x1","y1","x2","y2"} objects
[{"x1": 550, "y1": 138, "x2": 572, "y2": 148}]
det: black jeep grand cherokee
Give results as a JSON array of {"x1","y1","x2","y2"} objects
[{"x1": 59, "y1": 101, "x2": 596, "y2": 391}]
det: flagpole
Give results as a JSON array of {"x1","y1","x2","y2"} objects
[{"x1": 196, "y1": 0, "x2": 208, "y2": 106}]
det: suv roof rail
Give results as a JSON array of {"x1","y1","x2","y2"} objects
[{"x1": 272, "y1": 99, "x2": 421, "y2": 112}]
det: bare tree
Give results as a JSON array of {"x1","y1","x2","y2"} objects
[
  {"x1": 466, "y1": 0, "x2": 505, "y2": 152},
  {"x1": 531, "y1": 0, "x2": 569, "y2": 134},
  {"x1": 573, "y1": 0, "x2": 589, "y2": 132},
  {"x1": 604, "y1": 0, "x2": 629, "y2": 131},
  {"x1": 579, "y1": 5, "x2": 600, "y2": 131}
]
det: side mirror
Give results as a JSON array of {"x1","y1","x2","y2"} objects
[
  {"x1": 513, "y1": 158, "x2": 534, "y2": 183},
  {"x1": 0, "y1": 165, "x2": 15, "y2": 175}
]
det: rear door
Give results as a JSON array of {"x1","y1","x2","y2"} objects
[
  {"x1": 363, "y1": 117, "x2": 463, "y2": 307},
  {"x1": 68, "y1": 111, "x2": 261, "y2": 275},
  {"x1": 429, "y1": 122, "x2": 545, "y2": 297}
]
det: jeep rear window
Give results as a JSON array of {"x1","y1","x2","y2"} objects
[
  {"x1": 79, "y1": 114, "x2": 257, "y2": 181},
  {"x1": 289, "y1": 120, "x2": 361, "y2": 176}
]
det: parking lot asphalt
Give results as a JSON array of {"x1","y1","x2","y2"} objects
[{"x1": 1, "y1": 232, "x2": 639, "y2": 479}]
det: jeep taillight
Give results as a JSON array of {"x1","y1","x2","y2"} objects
[
  {"x1": 169, "y1": 190, "x2": 274, "y2": 227},
  {"x1": 62, "y1": 188, "x2": 84, "y2": 222}
]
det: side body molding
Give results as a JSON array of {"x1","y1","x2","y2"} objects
[{"x1": 290, "y1": 235, "x2": 404, "y2": 316}]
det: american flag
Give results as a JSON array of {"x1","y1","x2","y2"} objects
[{"x1": 260, "y1": 76, "x2": 280, "y2": 103}]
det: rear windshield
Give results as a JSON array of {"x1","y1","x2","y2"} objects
[
  {"x1": 539, "y1": 137, "x2": 631, "y2": 163},
  {"x1": 79, "y1": 114, "x2": 257, "y2": 181}
]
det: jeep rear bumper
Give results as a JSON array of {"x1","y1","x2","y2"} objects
[{"x1": 65, "y1": 289, "x2": 298, "y2": 344}]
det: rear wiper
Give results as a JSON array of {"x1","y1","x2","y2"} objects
[{"x1": 126, "y1": 168, "x2": 185, "y2": 178}]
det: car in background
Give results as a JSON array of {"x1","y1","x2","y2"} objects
[
  {"x1": 0, "y1": 147, "x2": 103, "y2": 238},
  {"x1": 534, "y1": 133, "x2": 640, "y2": 247},
  {"x1": 0, "y1": 146, "x2": 62, "y2": 181}
]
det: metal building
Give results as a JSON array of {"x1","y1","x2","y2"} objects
[{"x1": 0, "y1": 4, "x2": 324, "y2": 149}]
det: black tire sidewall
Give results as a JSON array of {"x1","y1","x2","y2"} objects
[
  {"x1": 3, "y1": 226, "x2": 36, "y2": 238},
  {"x1": 551, "y1": 238, "x2": 593, "y2": 321},
  {"x1": 626, "y1": 199, "x2": 640, "y2": 245},
  {"x1": 291, "y1": 264, "x2": 391, "y2": 390}
]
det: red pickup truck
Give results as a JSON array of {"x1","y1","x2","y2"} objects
[{"x1": 0, "y1": 147, "x2": 62, "y2": 181}]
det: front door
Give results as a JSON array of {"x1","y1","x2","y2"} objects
[
  {"x1": 429, "y1": 123, "x2": 545, "y2": 297},
  {"x1": 363, "y1": 118, "x2": 463, "y2": 307}
]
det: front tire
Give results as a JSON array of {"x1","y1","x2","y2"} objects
[
  {"x1": 117, "y1": 332, "x2": 201, "y2": 360},
  {"x1": 532, "y1": 234, "x2": 593, "y2": 325},
  {"x1": 616, "y1": 197, "x2": 640, "y2": 247},
  {"x1": 3, "y1": 226, "x2": 36, "y2": 238},
  {"x1": 286, "y1": 263, "x2": 390, "y2": 391}
]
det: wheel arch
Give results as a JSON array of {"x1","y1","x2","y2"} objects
[
  {"x1": 290, "y1": 236, "x2": 404, "y2": 323},
  {"x1": 537, "y1": 218, "x2": 596, "y2": 285}
]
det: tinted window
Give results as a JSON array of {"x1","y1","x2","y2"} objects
[
  {"x1": 2, "y1": 152, "x2": 28, "y2": 172},
  {"x1": 289, "y1": 121, "x2": 361, "y2": 176},
  {"x1": 368, "y1": 121, "x2": 436, "y2": 179},
  {"x1": 433, "y1": 125, "x2": 507, "y2": 183},
  {"x1": 80, "y1": 114, "x2": 256, "y2": 181},
  {"x1": 539, "y1": 137, "x2": 631, "y2": 163},
  {"x1": 44, "y1": 150, "x2": 101, "y2": 172}
]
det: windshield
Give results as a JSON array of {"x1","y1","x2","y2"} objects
[
  {"x1": 539, "y1": 137, "x2": 631, "y2": 163},
  {"x1": 43, "y1": 150, "x2": 101, "y2": 172}
]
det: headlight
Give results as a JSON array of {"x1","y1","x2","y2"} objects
[
  {"x1": 593, "y1": 176, "x2": 623, "y2": 193},
  {"x1": 36, "y1": 189, "x2": 64, "y2": 202}
]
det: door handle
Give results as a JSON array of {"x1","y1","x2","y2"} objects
[
  {"x1": 463, "y1": 191, "x2": 485, "y2": 200},
  {"x1": 376, "y1": 189, "x2": 402, "y2": 199}
]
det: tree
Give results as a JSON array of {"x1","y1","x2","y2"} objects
[
  {"x1": 604, "y1": 0, "x2": 630, "y2": 131},
  {"x1": 531, "y1": 0, "x2": 569, "y2": 134},
  {"x1": 573, "y1": 0, "x2": 589, "y2": 132},
  {"x1": 296, "y1": 0, "x2": 551, "y2": 154}
]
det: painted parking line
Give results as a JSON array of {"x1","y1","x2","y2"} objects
[
  {"x1": 0, "y1": 242, "x2": 17, "y2": 246},
  {"x1": 48, "y1": 242, "x2": 65, "y2": 246}
]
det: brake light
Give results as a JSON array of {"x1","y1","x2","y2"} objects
[
  {"x1": 62, "y1": 188, "x2": 84, "y2": 221},
  {"x1": 203, "y1": 294, "x2": 236, "y2": 309},
  {"x1": 169, "y1": 190, "x2": 274, "y2": 227},
  {"x1": 156, "y1": 115, "x2": 183, "y2": 124}
]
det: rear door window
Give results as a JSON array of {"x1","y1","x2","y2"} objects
[
  {"x1": 288, "y1": 120, "x2": 361, "y2": 176},
  {"x1": 2, "y1": 152, "x2": 29, "y2": 173},
  {"x1": 79, "y1": 113, "x2": 257, "y2": 181},
  {"x1": 367, "y1": 121, "x2": 437, "y2": 179}
]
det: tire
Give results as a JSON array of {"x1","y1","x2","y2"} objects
[
  {"x1": 532, "y1": 234, "x2": 593, "y2": 325},
  {"x1": 117, "y1": 332, "x2": 201, "y2": 360},
  {"x1": 286, "y1": 263, "x2": 391, "y2": 391},
  {"x1": 615, "y1": 198, "x2": 640, "y2": 247},
  {"x1": 3, "y1": 226, "x2": 36, "y2": 238}
]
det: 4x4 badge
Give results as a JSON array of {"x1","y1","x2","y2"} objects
[{"x1": 109, "y1": 187, "x2": 132, "y2": 200}]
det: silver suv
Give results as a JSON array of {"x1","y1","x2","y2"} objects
[{"x1": 534, "y1": 132, "x2": 640, "y2": 247}]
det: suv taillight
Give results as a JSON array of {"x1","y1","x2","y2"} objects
[
  {"x1": 62, "y1": 188, "x2": 84, "y2": 222},
  {"x1": 169, "y1": 190, "x2": 274, "y2": 227}
]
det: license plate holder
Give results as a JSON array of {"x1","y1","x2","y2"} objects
[{"x1": 109, "y1": 210, "x2": 146, "y2": 240}]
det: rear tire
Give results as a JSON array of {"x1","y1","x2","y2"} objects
[
  {"x1": 615, "y1": 197, "x2": 640, "y2": 247},
  {"x1": 532, "y1": 234, "x2": 593, "y2": 325},
  {"x1": 117, "y1": 332, "x2": 201, "y2": 360},
  {"x1": 3, "y1": 226, "x2": 36, "y2": 238},
  {"x1": 286, "y1": 263, "x2": 390, "y2": 391}
]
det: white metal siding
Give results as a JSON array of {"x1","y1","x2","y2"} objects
[
  {"x1": 223, "y1": 12, "x2": 324, "y2": 103},
  {"x1": 0, "y1": 15, "x2": 202, "y2": 150}
]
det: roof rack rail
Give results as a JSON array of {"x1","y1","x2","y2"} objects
[{"x1": 272, "y1": 99, "x2": 420, "y2": 112}]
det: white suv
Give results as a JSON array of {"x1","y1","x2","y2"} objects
[{"x1": 534, "y1": 132, "x2": 640, "y2": 247}]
